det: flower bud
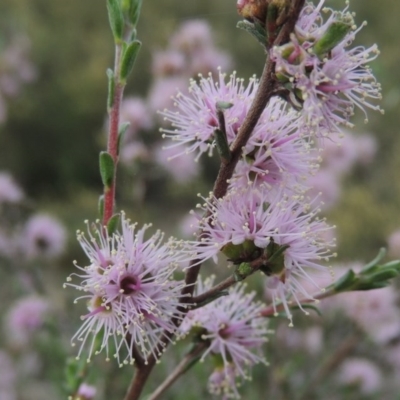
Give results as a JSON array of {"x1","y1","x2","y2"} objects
[
  {"x1": 237, "y1": 0, "x2": 268, "y2": 23},
  {"x1": 313, "y1": 21, "x2": 352, "y2": 59}
]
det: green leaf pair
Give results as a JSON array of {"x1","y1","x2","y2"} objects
[{"x1": 107, "y1": 0, "x2": 142, "y2": 41}]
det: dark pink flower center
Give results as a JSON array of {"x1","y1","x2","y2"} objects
[{"x1": 120, "y1": 275, "x2": 141, "y2": 295}]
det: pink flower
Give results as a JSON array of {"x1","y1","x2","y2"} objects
[
  {"x1": 160, "y1": 69, "x2": 258, "y2": 161},
  {"x1": 66, "y1": 213, "x2": 187, "y2": 365},
  {"x1": 5, "y1": 296, "x2": 49, "y2": 346},
  {"x1": 187, "y1": 187, "x2": 335, "y2": 324},
  {"x1": 22, "y1": 214, "x2": 66, "y2": 260},
  {"x1": 271, "y1": 0, "x2": 382, "y2": 136},
  {"x1": 337, "y1": 358, "x2": 382, "y2": 394},
  {"x1": 231, "y1": 98, "x2": 317, "y2": 192},
  {"x1": 180, "y1": 276, "x2": 269, "y2": 395}
]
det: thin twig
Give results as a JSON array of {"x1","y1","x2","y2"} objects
[
  {"x1": 147, "y1": 342, "x2": 208, "y2": 400},
  {"x1": 192, "y1": 275, "x2": 236, "y2": 305},
  {"x1": 192, "y1": 255, "x2": 269, "y2": 305}
]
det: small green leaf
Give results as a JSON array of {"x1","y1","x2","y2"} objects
[
  {"x1": 107, "y1": 213, "x2": 120, "y2": 236},
  {"x1": 221, "y1": 242, "x2": 244, "y2": 260},
  {"x1": 313, "y1": 21, "x2": 352, "y2": 59},
  {"x1": 360, "y1": 248, "x2": 386, "y2": 273},
  {"x1": 214, "y1": 128, "x2": 231, "y2": 163},
  {"x1": 380, "y1": 260, "x2": 400, "y2": 272},
  {"x1": 261, "y1": 242, "x2": 289, "y2": 276},
  {"x1": 106, "y1": 68, "x2": 115, "y2": 111},
  {"x1": 237, "y1": 20, "x2": 267, "y2": 47},
  {"x1": 117, "y1": 122, "x2": 130, "y2": 155},
  {"x1": 332, "y1": 269, "x2": 356, "y2": 292},
  {"x1": 107, "y1": 0, "x2": 124, "y2": 42},
  {"x1": 99, "y1": 151, "x2": 115, "y2": 189},
  {"x1": 120, "y1": 40, "x2": 141, "y2": 83},
  {"x1": 124, "y1": 0, "x2": 142, "y2": 27},
  {"x1": 353, "y1": 280, "x2": 389, "y2": 291},
  {"x1": 366, "y1": 268, "x2": 398, "y2": 282}
]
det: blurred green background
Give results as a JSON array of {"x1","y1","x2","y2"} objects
[{"x1": 1, "y1": 0, "x2": 400, "y2": 399}]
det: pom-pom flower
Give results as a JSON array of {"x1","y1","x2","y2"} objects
[
  {"x1": 180, "y1": 276, "x2": 269, "y2": 398},
  {"x1": 5, "y1": 296, "x2": 49, "y2": 346},
  {"x1": 22, "y1": 214, "x2": 66, "y2": 260},
  {"x1": 160, "y1": 69, "x2": 258, "y2": 160},
  {"x1": 186, "y1": 187, "x2": 335, "y2": 324},
  {"x1": 66, "y1": 213, "x2": 187, "y2": 365},
  {"x1": 160, "y1": 73, "x2": 317, "y2": 193},
  {"x1": 231, "y1": 98, "x2": 317, "y2": 192},
  {"x1": 271, "y1": 0, "x2": 382, "y2": 136}
]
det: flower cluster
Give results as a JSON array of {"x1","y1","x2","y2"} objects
[
  {"x1": 160, "y1": 69, "x2": 317, "y2": 193},
  {"x1": 66, "y1": 213, "x2": 186, "y2": 365},
  {"x1": 271, "y1": 0, "x2": 382, "y2": 136},
  {"x1": 66, "y1": 1, "x2": 383, "y2": 398},
  {"x1": 187, "y1": 187, "x2": 335, "y2": 323},
  {"x1": 180, "y1": 277, "x2": 269, "y2": 398}
]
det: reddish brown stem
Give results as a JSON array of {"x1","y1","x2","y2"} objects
[
  {"x1": 192, "y1": 275, "x2": 236, "y2": 305},
  {"x1": 103, "y1": 82, "x2": 124, "y2": 225},
  {"x1": 192, "y1": 255, "x2": 269, "y2": 305},
  {"x1": 147, "y1": 342, "x2": 208, "y2": 400}
]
